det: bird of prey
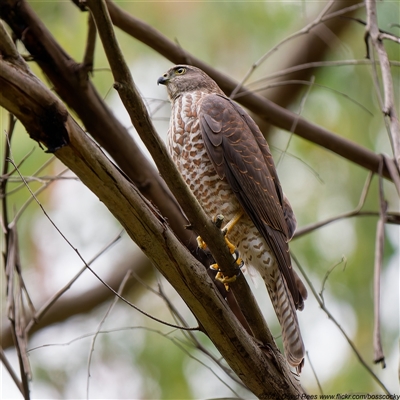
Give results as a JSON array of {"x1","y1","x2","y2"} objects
[{"x1": 158, "y1": 65, "x2": 307, "y2": 371}]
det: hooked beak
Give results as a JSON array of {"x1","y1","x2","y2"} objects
[{"x1": 157, "y1": 74, "x2": 169, "y2": 85}]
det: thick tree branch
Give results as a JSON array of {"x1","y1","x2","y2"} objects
[{"x1": 85, "y1": 0, "x2": 273, "y2": 350}]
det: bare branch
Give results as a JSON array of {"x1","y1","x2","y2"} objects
[
  {"x1": 276, "y1": 76, "x2": 315, "y2": 169},
  {"x1": 373, "y1": 159, "x2": 386, "y2": 368},
  {"x1": 1, "y1": 115, "x2": 32, "y2": 400},
  {"x1": 248, "y1": 59, "x2": 400, "y2": 87},
  {"x1": 365, "y1": 0, "x2": 400, "y2": 170},
  {"x1": 87, "y1": 270, "x2": 132, "y2": 398},
  {"x1": 306, "y1": 351, "x2": 323, "y2": 396},
  {"x1": 230, "y1": 0, "x2": 358, "y2": 97},
  {"x1": 81, "y1": 12, "x2": 96, "y2": 74},
  {"x1": 292, "y1": 254, "x2": 391, "y2": 395},
  {"x1": 295, "y1": 172, "x2": 373, "y2": 238},
  {"x1": 0, "y1": 347, "x2": 24, "y2": 395},
  {"x1": 383, "y1": 154, "x2": 400, "y2": 197},
  {"x1": 379, "y1": 32, "x2": 400, "y2": 44},
  {"x1": 1, "y1": 254, "x2": 155, "y2": 350},
  {"x1": 24, "y1": 232, "x2": 124, "y2": 335}
]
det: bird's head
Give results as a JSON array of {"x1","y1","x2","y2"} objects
[{"x1": 157, "y1": 65, "x2": 222, "y2": 101}]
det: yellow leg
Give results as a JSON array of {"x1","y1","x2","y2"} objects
[{"x1": 222, "y1": 210, "x2": 244, "y2": 236}]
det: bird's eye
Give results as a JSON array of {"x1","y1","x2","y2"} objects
[{"x1": 175, "y1": 67, "x2": 186, "y2": 75}]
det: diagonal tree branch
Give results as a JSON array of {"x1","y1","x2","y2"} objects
[{"x1": 85, "y1": 0, "x2": 273, "y2": 348}]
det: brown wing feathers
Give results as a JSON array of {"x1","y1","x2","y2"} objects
[{"x1": 200, "y1": 94, "x2": 303, "y2": 310}]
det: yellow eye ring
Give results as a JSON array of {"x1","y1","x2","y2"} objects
[{"x1": 175, "y1": 67, "x2": 186, "y2": 75}]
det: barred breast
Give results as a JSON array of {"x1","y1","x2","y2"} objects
[{"x1": 167, "y1": 92, "x2": 240, "y2": 221}]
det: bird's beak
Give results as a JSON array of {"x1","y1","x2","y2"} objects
[{"x1": 157, "y1": 73, "x2": 169, "y2": 85}]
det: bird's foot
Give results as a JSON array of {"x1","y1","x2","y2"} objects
[
  {"x1": 197, "y1": 212, "x2": 244, "y2": 291},
  {"x1": 196, "y1": 235, "x2": 207, "y2": 250},
  {"x1": 210, "y1": 263, "x2": 242, "y2": 292},
  {"x1": 210, "y1": 238, "x2": 244, "y2": 291}
]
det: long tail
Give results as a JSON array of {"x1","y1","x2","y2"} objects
[{"x1": 263, "y1": 268, "x2": 305, "y2": 373}]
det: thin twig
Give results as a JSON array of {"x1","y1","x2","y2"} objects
[
  {"x1": 1, "y1": 116, "x2": 16, "y2": 234},
  {"x1": 87, "y1": 270, "x2": 132, "y2": 399},
  {"x1": 2, "y1": 147, "x2": 36, "y2": 187},
  {"x1": 2, "y1": 117, "x2": 31, "y2": 400},
  {"x1": 295, "y1": 172, "x2": 373, "y2": 238},
  {"x1": 230, "y1": 1, "x2": 364, "y2": 98},
  {"x1": 379, "y1": 32, "x2": 400, "y2": 44},
  {"x1": 82, "y1": 12, "x2": 96, "y2": 75},
  {"x1": 0, "y1": 346, "x2": 24, "y2": 395},
  {"x1": 382, "y1": 154, "x2": 400, "y2": 197},
  {"x1": 319, "y1": 256, "x2": 347, "y2": 304},
  {"x1": 373, "y1": 158, "x2": 386, "y2": 368},
  {"x1": 247, "y1": 59, "x2": 400, "y2": 87},
  {"x1": 306, "y1": 351, "x2": 323, "y2": 395},
  {"x1": 24, "y1": 231, "x2": 123, "y2": 334},
  {"x1": 292, "y1": 253, "x2": 391, "y2": 394},
  {"x1": 8, "y1": 157, "x2": 199, "y2": 332},
  {"x1": 272, "y1": 146, "x2": 324, "y2": 184},
  {"x1": 157, "y1": 281, "x2": 247, "y2": 389},
  {"x1": 365, "y1": 0, "x2": 400, "y2": 170},
  {"x1": 239, "y1": 79, "x2": 373, "y2": 117},
  {"x1": 170, "y1": 337, "x2": 244, "y2": 399},
  {"x1": 12, "y1": 168, "x2": 70, "y2": 224},
  {"x1": 277, "y1": 76, "x2": 315, "y2": 169}
]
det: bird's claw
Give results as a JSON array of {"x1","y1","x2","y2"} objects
[
  {"x1": 233, "y1": 249, "x2": 244, "y2": 268},
  {"x1": 196, "y1": 236, "x2": 207, "y2": 250},
  {"x1": 210, "y1": 261, "x2": 243, "y2": 291}
]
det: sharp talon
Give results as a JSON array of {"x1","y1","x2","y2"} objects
[
  {"x1": 232, "y1": 249, "x2": 244, "y2": 268},
  {"x1": 214, "y1": 214, "x2": 224, "y2": 229},
  {"x1": 196, "y1": 236, "x2": 207, "y2": 250}
]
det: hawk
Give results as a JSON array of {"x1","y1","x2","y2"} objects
[{"x1": 158, "y1": 65, "x2": 307, "y2": 371}]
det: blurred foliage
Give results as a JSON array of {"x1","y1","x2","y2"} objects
[{"x1": 1, "y1": 0, "x2": 399, "y2": 398}]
